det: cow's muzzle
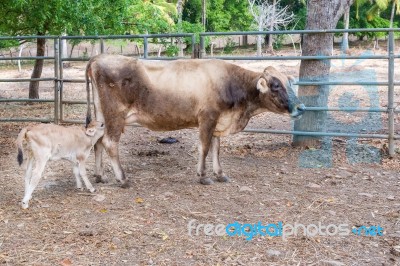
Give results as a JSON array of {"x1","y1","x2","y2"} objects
[{"x1": 290, "y1": 103, "x2": 305, "y2": 119}]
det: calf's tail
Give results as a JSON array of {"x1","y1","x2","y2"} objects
[
  {"x1": 85, "y1": 62, "x2": 92, "y2": 127},
  {"x1": 16, "y1": 127, "x2": 27, "y2": 166}
]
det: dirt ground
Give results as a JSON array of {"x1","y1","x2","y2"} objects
[{"x1": 1, "y1": 45, "x2": 400, "y2": 265}]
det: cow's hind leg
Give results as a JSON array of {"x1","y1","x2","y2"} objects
[
  {"x1": 102, "y1": 134, "x2": 129, "y2": 188},
  {"x1": 22, "y1": 156, "x2": 47, "y2": 209},
  {"x1": 211, "y1": 136, "x2": 230, "y2": 182},
  {"x1": 94, "y1": 138, "x2": 107, "y2": 183},
  {"x1": 197, "y1": 113, "x2": 218, "y2": 185}
]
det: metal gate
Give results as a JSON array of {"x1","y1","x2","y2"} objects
[{"x1": 0, "y1": 29, "x2": 398, "y2": 155}]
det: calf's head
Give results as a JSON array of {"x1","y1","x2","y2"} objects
[
  {"x1": 257, "y1": 66, "x2": 305, "y2": 119},
  {"x1": 85, "y1": 121, "x2": 105, "y2": 141}
]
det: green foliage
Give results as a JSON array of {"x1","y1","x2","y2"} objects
[
  {"x1": 127, "y1": 1, "x2": 177, "y2": 34},
  {"x1": 0, "y1": 0, "x2": 130, "y2": 36},
  {"x1": 342, "y1": 1, "x2": 398, "y2": 39},
  {"x1": 182, "y1": 0, "x2": 252, "y2": 32},
  {"x1": 164, "y1": 44, "x2": 179, "y2": 57},
  {"x1": 182, "y1": 21, "x2": 211, "y2": 50},
  {"x1": 0, "y1": 39, "x2": 19, "y2": 49},
  {"x1": 223, "y1": 37, "x2": 236, "y2": 53},
  {"x1": 279, "y1": 0, "x2": 307, "y2": 30}
]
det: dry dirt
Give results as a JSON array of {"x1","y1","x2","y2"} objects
[{"x1": 1, "y1": 45, "x2": 400, "y2": 266}]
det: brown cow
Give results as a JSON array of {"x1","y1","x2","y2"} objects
[{"x1": 85, "y1": 55, "x2": 304, "y2": 187}]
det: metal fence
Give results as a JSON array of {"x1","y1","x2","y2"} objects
[{"x1": 0, "y1": 29, "x2": 399, "y2": 155}]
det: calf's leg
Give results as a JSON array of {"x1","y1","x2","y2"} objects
[
  {"x1": 24, "y1": 157, "x2": 34, "y2": 195},
  {"x1": 211, "y1": 136, "x2": 230, "y2": 182},
  {"x1": 77, "y1": 162, "x2": 96, "y2": 193},
  {"x1": 73, "y1": 164, "x2": 83, "y2": 189},
  {"x1": 22, "y1": 156, "x2": 47, "y2": 209}
]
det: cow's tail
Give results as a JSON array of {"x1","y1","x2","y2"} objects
[
  {"x1": 85, "y1": 62, "x2": 92, "y2": 127},
  {"x1": 16, "y1": 127, "x2": 28, "y2": 166}
]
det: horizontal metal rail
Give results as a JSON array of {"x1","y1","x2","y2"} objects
[
  {"x1": 0, "y1": 78, "x2": 55, "y2": 82},
  {"x1": 0, "y1": 98, "x2": 54, "y2": 103},
  {"x1": 243, "y1": 128, "x2": 399, "y2": 140},
  {"x1": 0, "y1": 118, "x2": 53, "y2": 123}
]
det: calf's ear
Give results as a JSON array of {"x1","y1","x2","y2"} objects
[
  {"x1": 257, "y1": 78, "x2": 269, "y2": 93},
  {"x1": 85, "y1": 127, "x2": 96, "y2": 136}
]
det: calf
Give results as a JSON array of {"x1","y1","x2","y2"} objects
[{"x1": 16, "y1": 121, "x2": 104, "y2": 209}]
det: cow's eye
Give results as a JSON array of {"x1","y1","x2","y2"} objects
[{"x1": 271, "y1": 82, "x2": 280, "y2": 92}]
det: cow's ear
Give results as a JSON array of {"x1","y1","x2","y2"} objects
[
  {"x1": 86, "y1": 127, "x2": 96, "y2": 136},
  {"x1": 257, "y1": 78, "x2": 269, "y2": 93}
]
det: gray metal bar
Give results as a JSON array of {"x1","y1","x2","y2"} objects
[
  {"x1": 191, "y1": 35, "x2": 196, "y2": 56},
  {"x1": 200, "y1": 36, "x2": 205, "y2": 58},
  {"x1": 59, "y1": 37, "x2": 64, "y2": 123},
  {"x1": 62, "y1": 100, "x2": 87, "y2": 104},
  {"x1": 61, "y1": 33, "x2": 194, "y2": 40},
  {"x1": 100, "y1": 38, "x2": 105, "y2": 53},
  {"x1": 54, "y1": 38, "x2": 60, "y2": 124},
  {"x1": 0, "y1": 118, "x2": 53, "y2": 123},
  {"x1": 0, "y1": 56, "x2": 54, "y2": 61},
  {"x1": 0, "y1": 36, "x2": 58, "y2": 40},
  {"x1": 143, "y1": 37, "x2": 148, "y2": 59},
  {"x1": 306, "y1": 107, "x2": 386, "y2": 112},
  {"x1": 388, "y1": 31, "x2": 395, "y2": 156},
  {"x1": 243, "y1": 128, "x2": 397, "y2": 139},
  {"x1": 202, "y1": 55, "x2": 389, "y2": 60},
  {"x1": 0, "y1": 78, "x2": 55, "y2": 82},
  {"x1": 296, "y1": 81, "x2": 391, "y2": 86},
  {"x1": 199, "y1": 28, "x2": 400, "y2": 37},
  {"x1": 0, "y1": 98, "x2": 54, "y2": 103}
]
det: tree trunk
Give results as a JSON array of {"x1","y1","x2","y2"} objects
[
  {"x1": 202, "y1": 0, "x2": 206, "y2": 31},
  {"x1": 293, "y1": 0, "x2": 353, "y2": 147},
  {"x1": 390, "y1": 0, "x2": 396, "y2": 28},
  {"x1": 257, "y1": 24, "x2": 263, "y2": 56},
  {"x1": 342, "y1": 6, "x2": 350, "y2": 53},
  {"x1": 28, "y1": 36, "x2": 46, "y2": 99},
  {"x1": 177, "y1": 0, "x2": 184, "y2": 57},
  {"x1": 267, "y1": 0, "x2": 276, "y2": 51}
]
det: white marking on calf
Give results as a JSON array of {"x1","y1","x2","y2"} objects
[{"x1": 16, "y1": 121, "x2": 104, "y2": 209}]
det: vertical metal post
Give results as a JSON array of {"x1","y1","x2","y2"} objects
[
  {"x1": 143, "y1": 37, "x2": 148, "y2": 58},
  {"x1": 59, "y1": 37, "x2": 64, "y2": 123},
  {"x1": 200, "y1": 35, "x2": 205, "y2": 59},
  {"x1": 388, "y1": 30, "x2": 395, "y2": 156},
  {"x1": 54, "y1": 38, "x2": 60, "y2": 124},
  {"x1": 100, "y1": 38, "x2": 105, "y2": 53},
  {"x1": 191, "y1": 34, "x2": 196, "y2": 56}
]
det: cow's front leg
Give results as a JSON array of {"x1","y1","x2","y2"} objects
[
  {"x1": 102, "y1": 134, "x2": 129, "y2": 188},
  {"x1": 94, "y1": 138, "x2": 107, "y2": 183},
  {"x1": 211, "y1": 136, "x2": 230, "y2": 182},
  {"x1": 197, "y1": 114, "x2": 218, "y2": 185}
]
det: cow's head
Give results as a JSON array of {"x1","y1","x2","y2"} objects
[{"x1": 257, "y1": 66, "x2": 305, "y2": 118}]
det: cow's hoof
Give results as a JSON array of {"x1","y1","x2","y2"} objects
[
  {"x1": 94, "y1": 175, "x2": 107, "y2": 183},
  {"x1": 89, "y1": 188, "x2": 96, "y2": 193},
  {"x1": 217, "y1": 176, "x2": 230, "y2": 183},
  {"x1": 121, "y1": 181, "x2": 130, "y2": 188},
  {"x1": 21, "y1": 202, "x2": 29, "y2": 209},
  {"x1": 199, "y1": 177, "x2": 213, "y2": 185}
]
